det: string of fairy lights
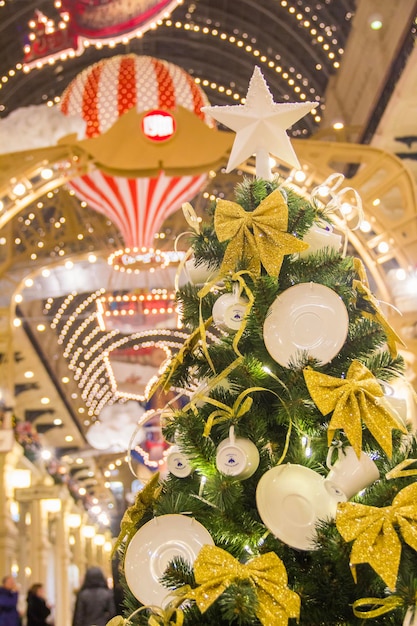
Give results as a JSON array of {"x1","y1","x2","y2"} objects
[
  {"x1": 0, "y1": 0, "x2": 350, "y2": 125},
  {"x1": 44, "y1": 276, "x2": 201, "y2": 420}
]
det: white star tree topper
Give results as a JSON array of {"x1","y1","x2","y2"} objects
[{"x1": 202, "y1": 66, "x2": 316, "y2": 179}]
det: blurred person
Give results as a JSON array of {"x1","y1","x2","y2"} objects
[
  {"x1": 72, "y1": 567, "x2": 115, "y2": 626},
  {"x1": 0, "y1": 576, "x2": 20, "y2": 626},
  {"x1": 26, "y1": 584, "x2": 51, "y2": 626}
]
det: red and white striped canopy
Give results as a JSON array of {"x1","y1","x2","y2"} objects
[{"x1": 60, "y1": 54, "x2": 211, "y2": 248}]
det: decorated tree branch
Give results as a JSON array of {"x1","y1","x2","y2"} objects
[{"x1": 111, "y1": 67, "x2": 417, "y2": 626}]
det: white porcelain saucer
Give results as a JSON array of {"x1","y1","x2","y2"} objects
[
  {"x1": 124, "y1": 514, "x2": 214, "y2": 607},
  {"x1": 263, "y1": 282, "x2": 349, "y2": 367},
  {"x1": 256, "y1": 464, "x2": 344, "y2": 550}
]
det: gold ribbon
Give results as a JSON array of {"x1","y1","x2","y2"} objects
[
  {"x1": 150, "y1": 319, "x2": 214, "y2": 396},
  {"x1": 214, "y1": 188, "x2": 308, "y2": 278},
  {"x1": 336, "y1": 481, "x2": 417, "y2": 590},
  {"x1": 173, "y1": 201, "x2": 199, "y2": 293},
  {"x1": 182, "y1": 202, "x2": 201, "y2": 235},
  {"x1": 353, "y1": 257, "x2": 370, "y2": 289},
  {"x1": 181, "y1": 356, "x2": 244, "y2": 420},
  {"x1": 106, "y1": 601, "x2": 184, "y2": 626},
  {"x1": 112, "y1": 473, "x2": 161, "y2": 557},
  {"x1": 106, "y1": 617, "x2": 125, "y2": 626},
  {"x1": 181, "y1": 545, "x2": 300, "y2": 626},
  {"x1": 230, "y1": 271, "x2": 255, "y2": 358},
  {"x1": 303, "y1": 360, "x2": 406, "y2": 458},
  {"x1": 386, "y1": 458, "x2": 417, "y2": 480},
  {"x1": 353, "y1": 258, "x2": 405, "y2": 357},
  {"x1": 352, "y1": 595, "x2": 404, "y2": 618},
  {"x1": 201, "y1": 386, "x2": 268, "y2": 437},
  {"x1": 147, "y1": 604, "x2": 184, "y2": 626}
]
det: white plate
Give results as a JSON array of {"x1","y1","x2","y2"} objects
[
  {"x1": 124, "y1": 514, "x2": 214, "y2": 607},
  {"x1": 256, "y1": 464, "x2": 344, "y2": 550},
  {"x1": 263, "y1": 282, "x2": 348, "y2": 367}
]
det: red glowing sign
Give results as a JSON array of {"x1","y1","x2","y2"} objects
[{"x1": 142, "y1": 110, "x2": 176, "y2": 142}]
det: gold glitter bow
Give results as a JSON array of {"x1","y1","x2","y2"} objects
[
  {"x1": 214, "y1": 188, "x2": 308, "y2": 278},
  {"x1": 181, "y1": 545, "x2": 300, "y2": 625},
  {"x1": 303, "y1": 360, "x2": 406, "y2": 458},
  {"x1": 336, "y1": 481, "x2": 417, "y2": 590},
  {"x1": 112, "y1": 473, "x2": 161, "y2": 557}
]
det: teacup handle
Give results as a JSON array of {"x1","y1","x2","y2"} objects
[
  {"x1": 228, "y1": 425, "x2": 235, "y2": 446},
  {"x1": 326, "y1": 445, "x2": 342, "y2": 470}
]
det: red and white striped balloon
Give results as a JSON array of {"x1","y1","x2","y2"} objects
[{"x1": 60, "y1": 54, "x2": 211, "y2": 248}]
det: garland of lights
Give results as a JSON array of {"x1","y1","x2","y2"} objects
[
  {"x1": 0, "y1": 0, "x2": 348, "y2": 126},
  {"x1": 108, "y1": 247, "x2": 186, "y2": 274}
]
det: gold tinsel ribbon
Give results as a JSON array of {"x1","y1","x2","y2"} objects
[
  {"x1": 106, "y1": 600, "x2": 184, "y2": 626},
  {"x1": 147, "y1": 604, "x2": 184, "y2": 626},
  {"x1": 181, "y1": 355, "x2": 244, "y2": 416},
  {"x1": 230, "y1": 271, "x2": 255, "y2": 358},
  {"x1": 180, "y1": 545, "x2": 300, "y2": 626},
  {"x1": 200, "y1": 386, "x2": 270, "y2": 437},
  {"x1": 352, "y1": 595, "x2": 404, "y2": 619},
  {"x1": 335, "y1": 481, "x2": 417, "y2": 590},
  {"x1": 196, "y1": 271, "x2": 254, "y2": 375},
  {"x1": 173, "y1": 202, "x2": 202, "y2": 293},
  {"x1": 214, "y1": 188, "x2": 309, "y2": 278},
  {"x1": 353, "y1": 257, "x2": 370, "y2": 289},
  {"x1": 303, "y1": 360, "x2": 406, "y2": 458},
  {"x1": 353, "y1": 258, "x2": 405, "y2": 358},
  {"x1": 111, "y1": 473, "x2": 161, "y2": 557},
  {"x1": 386, "y1": 458, "x2": 417, "y2": 480},
  {"x1": 149, "y1": 318, "x2": 214, "y2": 396}
]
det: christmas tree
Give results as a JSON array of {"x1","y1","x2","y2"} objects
[{"x1": 110, "y1": 67, "x2": 417, "y2": 626}]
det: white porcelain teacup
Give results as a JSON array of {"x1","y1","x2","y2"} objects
[
  {"x1": 378, "y1": 394, "x2": 408, "y2": 428},
  {"x1": 166, "y1": 445, "x2": 192, "y2": 478},
  {"x1": 324, "y1": 445, "x2": 380, "y2": 499},
  {"x1": 212, "y1": 292, "x2": 248, "y2": 331},
  {"x1": 299, "y1": 224, "x2": 342, "y2": 258},
  {"x1": 404, "y1": 607, "x2": 417, "y2": 626},
  {"x1": 216, "y1": 426, "x2": 259, "y2": 480}
]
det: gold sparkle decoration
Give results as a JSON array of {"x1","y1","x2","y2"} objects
[
  {"x1": 180, "y1": 545, "x2": 300, "y2": 626},
  {"x1": 386, "y1": 458, "x2": 417, "y2": 480},
  {"x1": 353, "y1": 257, "x2": 370, "y2": 290},
  {"x1": 107, "y1": 600, "x2": 184, "y2": 626},
  {"x1": 336, "y1": 482, "x2": 417, "y2": 590},
  {"x1": 112, "y1": 473, "x2": 161, "y2": 557},
  {"x1": 201, "y1": 385, "x2": 267, "y2": 437},
  {"x1": 149, "y1": 319, "x2": 213, "y2": 395},
  {"x1": 147, "y1": 603, "x2": 184, "y2": 626},
  {"x1": 106, "y1": 617, "x2": 126, "y2": 626},
  {"x1": 353, "y1": 258, "x2": 405, "y2": 357},
  {"x1": 214, "y1": 188, "x2": 309, "y2": 278},
  {"x1": 303, "y1": 360, "x2": 406, "y2": 458},
  {"x1": 352, "y1": 595, "x2": 404, "y2": 619}
]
